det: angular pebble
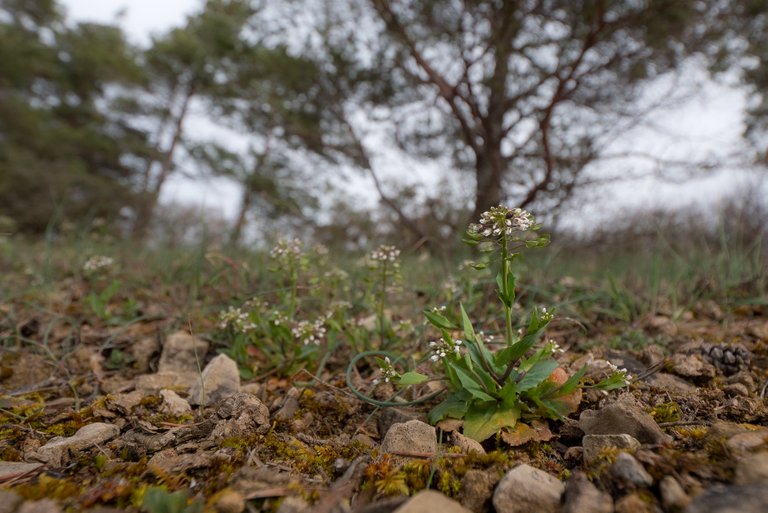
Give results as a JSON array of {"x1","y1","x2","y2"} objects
[
  {"x1": 381, "y1": 420, "x2": 436, "y2": 455},
  {"x1": 33, "y1": 423, "x2": 119, "y2": 466},
  {"x1": 684, "y1": 484, "x2": 768, "y2": 513},
  {"x1": 160, "y1": 389, "x2": 191, "y2": 416},
  {"x1": 660, "y1": 475, "x2": 690, "y2": 511},
  {"x1": 735, "y1": 451, "x2": 768, "y2": 485},
  {"x1": 561, "y1": 471, "x2": 613, "y2": 513},
  {"x1": 582, "y1": 434, "x2": 641, "y2": 466},
  {"x1": 492, "y1": 464, "x2": 564, "y2": 513},
  {"x1": 610, "y1": 452, "x2": 653, "y2": 487},
  {"x1": 394, "y1": 490, "x2": 472, "y2": 513},
  {"x1": 579, "y1": 396, "x2": 670, "y2": 444},
  {"x1": 158, "y1": 331, "x2": 209, "y2": 373},
  {"x1": 188, "y1": 353, "x2": 241, "y2": 406}
]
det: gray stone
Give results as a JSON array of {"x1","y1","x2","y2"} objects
[
  {"x1": 157, "y1": 331, "x2": 209, "y2": 374},
  {"x1": 560, "y1": 471, "x2": 613, "y2": 513},
  {"x1": 670, "y1": 353, "x2": 716, "y2": 380},
  {"x1": 492, "y1": 464, "x2": 564, "y2": 513},
  {"x1": 610, "y1": 452, "x2": 653, "y2": 487},
  {"x1": 684, "y1": 484, "x2": 768, "y2": 513},
  {"x1": 130, "y1": 336, "x2": 160, "y2": 373},
  {"x1": 0, "y1": 461, "x2": 42, "y2": 481},
  {"x1": 147, "y1": 448, "x2": 212, "y2": 473},
  {"x1": 615, "y1": 492, "x2": 657, "y2": 513},
  {"x1": 723, "y1": 383, "x2": 750, "y2": 397},
  {"x1": 381, "y1": 420, "x2": 437, "y2": 456},
  {"x1": 188, "y1": 353, "x2": 240, "y2": 406},
  {"x1": 727, "y1": 431, "x2": 768, "y2": 455},
  {"x1": 450, "y1": 431, "x2": 486, "y2": 455},
  {"x1": 582, "y1": 434, "x2": 641, "y2": 466},
  {"x1": 393, "y1": 490, "x2": 472, "y2": 513},
  {"x1": 460, "y1": 469, "x2": 496, "y2": 512},
  {"x1": 32, "y1": 422, "x2": 119, "y2": 466},
  {"x1": 660, "y1": 476, "x2": 690, "y2": 511},
  {"x1": 647, "y1": 373, "x2": 697, "y2": 394},
  {"x1": 274, "y1": 387, "x2": 301, "y2": 422},
  {"x1": 0, "y1": 490, "x2": 23, "y2": 513},
  {"x1": 579, "y1": 396, "x2": 670, "y2": 444},
  {"x1": 16, "y1": 500, "x2": 63, "y2": 513},
  {"x1": 209, "y1": 392, "x2": 270, "y2": 441},
  {"x1": 377, "y1": 407, "x2": 424, "y2": 438},
  {"x1": 735, "y1": 451, "x2": 768, "y2": 485},
  {"x1": 135, "y1": 371, "x2": 198, "y2": 393},
  {"x1": 276, "y1": 496, "x2": 309, "y2": 513},
  {"x1": 160, "y1": 389, "x2": 191, "y2": 416}
]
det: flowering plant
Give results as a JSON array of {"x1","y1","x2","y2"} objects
[{"x1": 358, "y1": 206, "x2": 629, "y2": 441}]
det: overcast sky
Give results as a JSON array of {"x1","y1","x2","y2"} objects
[{"x1": 60, "y1": 0, "x2": 764, "y2": 232}]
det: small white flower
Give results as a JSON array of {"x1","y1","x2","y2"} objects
[{"x1": 83, "y1": 255, "x2": 115, "y2": 273}]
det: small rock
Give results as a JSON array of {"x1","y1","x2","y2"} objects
[
  {"x1": 377, "y1": 407, "x2": 424, "y2": 437},
  {"x1": 610, "y1": 452, "x2": 653, "y2": 487},
  {"x1": 147, "y1": 448, "x2": 212, "y2": 473},
  {"x1": 157, "y1": 331, "x2": 209, "y2": 374},
  {"x1": 670, "y1": 353, "x2": 716, "y2": 380},
  {"x1": 450, "y1": 431, "x2": 486, "y2": 455},
  {"x1": 275, "y1": 496, "x2": 309, "y2": 513},
  {"x1": 393, "y1": 490, "x2": 472, "y2": 513},
  {"x1": 209, "y1": 392, "x2": 270, "y2": 440},
  {"x1": 130, "y1": 336, "x2": 160, "y2": 373},
  {"x1": 614, "y1": 492, "x2": 657, "y2": 513},
  {"x1": 0, "y1": 490, "x2": 23, "y2": 513},
  {"x1": 582, "y1": 434, "x2": 641, "y2": 466},
  {"x1": 492, "y1": 464, "x2": 564, "y2": 513},
  {"x1": 684, "y1": 483, "x2": 768, "y2": 513},
  {"x1": 32, "y1": 423, "x2": 120, "y2": 466},
  {"x1": 639, "y1": 344, "x2": 666, "y2": 365},
  {"x1": 727, "y1": 371, "x2": 755, "y2": 391},
  {"x1": 660, "y1": 475, "x2": 690, "y2": 511},
  {"x1": 213, "y1": 489, "x2": 245, "y2": 513},
  {"x1": 0, "y1": 462, "x2": 42, "y2": 481},
  {"x1": 726, "y1": 431, "x2": 768, "y2": 455},
  {"x1": 16, "y1": 501, "x2": 62, "y2": 513},
  {"x1": 579, "y1": 396, "x2": 670, "y2": 444},
  {"x1": 722, "y1": 383, "x2": 749, "y2": 397},
  {"x1": 160, "y1": 389, "x2": 191, "y2": 416},
  {"x1": 135, "y1": 371, "x2": 198, "y2": 393},
  {"x1": 188, "y1": 353, "x2": 240, "y2": 406},
  {"x1": 275, "y1": 387, "x2": 301, "y2": 422},
  {"x1": 106, "y1": 390, "x2": 144, "y2": 413},
  {"x1": 560, "y1": 471, "x2": 613, "y2": 513},
  {"x1": 381, "y1": 420, "x2": 436, "y2": 456},
  {"x1": 735, "y1": 451, "x2": 768, "y2": 485},
  {"x1": 460, "y1": 469, "x2": 496, "y2": 512},
  {"x1": 647, "y1": 373, "x2": 697, "y2": 395}
]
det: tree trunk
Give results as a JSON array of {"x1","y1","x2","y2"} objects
[
  {"x1": 229, "y1": 188, "x2": 253, "y2": 246},
  {"x1": 132, "y1": 84, "x2": 195, "y2": 240},
  {"x1": 471, "y1": 140, "x2": 505, "y2": 222}
]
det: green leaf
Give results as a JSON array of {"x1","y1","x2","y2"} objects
[
  {"x1": 463, "y1": 402, "x2": 520, "y2": 442},
  {"x1": 452, "y1": 365, "x2": 496, "y2": 402},
  {"x1": 397, "y1": 371, "x2": 428, "y2": 386},
  {"x1": 428, "y1": 393, "x2": 470, "y2": 424},
  {"x1": 551, "y1": 365, "x2": 587, "y2": 397},
  {"x1": 423, "y1": 310, "x2": 457, "y2": 330},
  {"x1": 459, "y1": 304, "x2": 476, "y2": 343},
  {"x1": 517, "y1": 360, "x2": 559, "y2": 392}
]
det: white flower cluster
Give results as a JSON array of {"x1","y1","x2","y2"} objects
[
  {"x1": 291, "y1": 318, "x2": 327, "y2": 345},
  {"x1": 83, "y1": 255, "x2": 115, "y2": 273},
  {"x1": 218, "y1": 306, "x2": 257, "y2": 332},
  {"x1": 270, "y1": 310, "x2": 289, "y2": 326},
  {"x1": 607, "y1": 361, "x2": 633, "y2": 386},
  {"x1": 270, "y1": 238, "x2": 303, "y2": 260},
  {"x1": 469, "y1": 206, "x2": 534, "y2": 239},
  {"x1": 373, "y1": 356, "x2": 399, "y2": 385},
  {"x1": 546, "y1": 339, "x2": 565, "y2": 354},
  {"x1": 369, "y1": 245, "x2": 400, "y2": 263},
  {"x1": 429, "y1": 338, "x2": 463, "y2": 362},
  {"x1": 540, "y1": 306, "x2": 554, "y2": 322}
]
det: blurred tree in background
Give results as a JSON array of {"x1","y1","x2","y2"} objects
[{"x1": 0, "y1": 0, "x2": 766, "y2": 244}]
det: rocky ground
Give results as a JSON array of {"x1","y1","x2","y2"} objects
[{"x1": 1, "y1": 300, "x2": 768, "y2": 513}]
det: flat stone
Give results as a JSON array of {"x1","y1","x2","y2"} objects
[
  {"x1": 106, "y1": 390, "x2": 144, "y2": 413},
  {"x1": 188, "y1": 353, "x2": 240, "y2": 406},
  {"x1": 492, "y1": 464, "x2": 563, "y2": 513},
  {"x1": 723, "y1": 383, "x2": 750, "y2": 397},
  {"x1": 160, "y1": 389, "x2": 191, "y2": 416},
  {"x1": 579, "y1": 396, "x2": 670, "y2": 444},
  {"x1": 684, "y1": 484, "x2": 768, "y2": 513},
  {"x1": 32, "y1": 423, "x2": 120, "y2": 466},
  {"x1": 582, "y1": 434, "x2": 641, "y2": 466},
  {"x1": 615, "y1": 492, "x2": 656, "y2": 513},
  {"x1": 135, "y1": 371, "x2": 199, "y2": 393},
  {"x1": 381, "y1": 420, "x2": 437, "y2": 456},
  {"x1": 560, "y1": 471, "x2": 613, "y2": 513},
  {"x1": 209, "y1": 392, "x2": 270, "y2": 441},
  {"x1": 460, "y1": 469, "x2": 497, "y2": 512},
  {"x1": 16, "y1": 500, "x2": 63, "y2": 513},
  {"x1": 377, "y1": 407, "x2": 424, "y2": 437},
  {"x1": 0, "y1": 461, "x2": 42, "y2": 481},
  {"x1": 735, "y1": 451, "x2": 768, "y2": 485},
  {"x1": 647, "y1": 373, "x2": 697, "y2": 394},
  {"x1": 147, "y1": 448, "x2": 213, "y2": 474},
  {"x1": 0, "y1": 490, "x2": 23, "y2": 513},
  {"x1": 727, "y1": 431, "x2": 768, "y2": 455},
  {"x1": 670, "y1": 353, "x2": 716, "y2": 380},
  {"x1": 393, "y1": 490, "x2": 471, "y2": 513},
  {"x1": 610, "y1": 452, "x2": 653, "y2": 487},
  {"x1": 157, "y1": 331, "x2": 209, "y2": 374},
  {"x1": 450, "y1": 431, "x2": 486, "y2": 455},
  {"x1": 660, "y1": 475, "x2": 690, "y2": 511}
]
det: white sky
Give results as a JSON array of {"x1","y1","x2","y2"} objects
[{"x1": 60, "y1": 0, "x2": 766, "y2": 232}]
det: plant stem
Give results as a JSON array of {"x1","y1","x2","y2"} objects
[
  {"x1": 501, "y1": 235, "x2": 513, "y2": 348},
  {"x1": 378, "y1": 262, "x2": 387, "y2": 347}
]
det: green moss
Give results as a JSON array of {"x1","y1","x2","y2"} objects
[{"x1": 651, "y1": 402, "x2": 682, "y2": 423}]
